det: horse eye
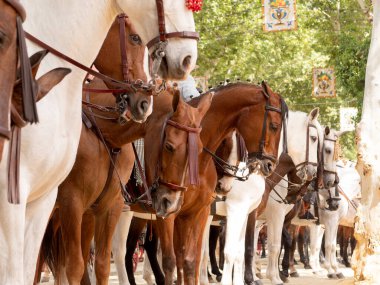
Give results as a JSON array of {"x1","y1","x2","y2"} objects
[
  {"x1": 311, "y1": 136, "x2": 317, "y2": 142},
  {"x1": 129, "y1": 34, "x2": 142, "y2": 45},
  {"x1": 165, "y1": 143, "x2": 175, "y2": 153},
  {"x1": 270, "y1": 122, "x2": 279, "y2": 132},
  {"x1": 325, "y1": 148, "x2": 332, "y2": 154}
]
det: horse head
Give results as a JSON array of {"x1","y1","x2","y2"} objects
[
  {"x1": 236, "y1": 82, "x2": 286, "y2": 177},
  {"x1": 151, "y1": 88, "x2": 213, "y2": 218},
  {"x1": 321, "y1": 126, "x2": 349, "y2": 189},
  {"x1": 93, "y1": 15, "x2": 154, "y2": 123},
  {"x1": 0, "y1": 0, "x2": 26, "y2": 161},
  {"x1": 287, "y1": 108, "x2": 323, "y2": 182},
  {"x1": 116, "y1": 0, "x2": 198, "y2": 80},
  {"x1": 214, "y1": 131, "x2": 241, "y2": 195}
]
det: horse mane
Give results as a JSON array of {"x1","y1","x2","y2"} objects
[{"x1": 187, "y1": 82, "x2": 262, "y2": 108}]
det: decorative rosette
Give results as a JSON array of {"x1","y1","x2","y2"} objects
[{"x1": 185, "y1": 0, "x2": 203, "y2": 12}]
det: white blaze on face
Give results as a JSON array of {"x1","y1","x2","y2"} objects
[{"x1": 218, "y1": 132, "x2": 239, "y2": 192}]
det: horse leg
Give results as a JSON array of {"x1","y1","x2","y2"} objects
[
  {"x1": 144, "y1": 221, "x2": 165, "y2": 285},
  {"x1": 280, "y1": 226, "x2": 291, "y2": 281},
  {"x1": 244, "y1": 210, "x2": 263, "y2": 285},
  {"x1": 60, "y1": 197, "x2": 86, "y2": 285},
  {"x1": 265, "y1": 200, "x2": 287, "y2": 285},
  {"x1": 156, "y1": 215, "x2": 176, "y2": 285},
  {"x1": 80, "y1": 210, "x2": 96, "y2": 285},
  {"x1": 308, "y1": 224, "x2": 325, "y2": 275},
  {"x1": 221, "y1": 205, "x2": 249, "y2": 285},
  {"x1": 24, "y1": 188, "x2": 58, "y2": 284},
  {"x1": 125, "y1": 217, "x2": 147, "y2": 285},
  {"x1": 112, "y1": 210, "x2": 134, "y2": 285},
  {"x1": 94, "y1": 199, "x2": 123, "y2": 285},
  {"x1": 289, "y1": 226, "x2": 299, "y2": 277},
  {"x1": 219, "y1": 222, "x2": 226, "y2": 270},
  {"x1": 324, "y1": 218, "x2": 343, "y2": 279},
  {"x1": 174, "y1": 208, "x2": 209, "y2": 285},
  {"x1": 209, "y1": 224, "x2": 222, "y2": 281},
  {"x1": 199, "y1": 215, "x2": 213, "y2": 285}
]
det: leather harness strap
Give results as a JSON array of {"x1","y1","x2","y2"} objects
[
  {"x1": 146, "y1": 0, "x2": 200, "y2": 49},
  {"x1": 24, "y1": 32, "x2": 133, "y2": 91},
  {"x1": 117, "y1": 14, "x2": 130, "y2": 82}
]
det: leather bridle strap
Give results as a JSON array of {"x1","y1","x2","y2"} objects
[
  {"x1": 25, "y1": 32, "x2": 132, "y2": 91},
  {"x1": 117, "y1": 14, "x2": 130, "y2": 82},
  {"x1": 293, "y1": 124, "x2": 319, "y2": 170},
  {"x1": 146, "y1": 0, "x2": 200, "y2": 49}
]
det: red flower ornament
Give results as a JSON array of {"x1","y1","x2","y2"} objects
[{"x1": 185, "y1": 0, "x2": 203, "y2": 12}]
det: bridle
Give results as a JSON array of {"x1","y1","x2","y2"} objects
[
  {"x1": 150, "y1": 116, "x2": 202, "y2": 193},
  {"x1": 247, "y1": 86, "x2": 288, "y2": 166},
  {"x1": 147, "y1": 0, "x2": 200, "y2": 76}
]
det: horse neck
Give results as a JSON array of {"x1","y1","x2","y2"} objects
[{"x1": 23, "y1": 1, "x2": 119, "y2": 81}]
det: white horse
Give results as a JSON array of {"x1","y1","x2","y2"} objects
[
  {"x1": 257, "y1": 109, "x2": 323, "y2": 285},
  {"x1": 308, "y1": 159, "x2": 360, "y2": 278},
  {"x1": 199, "y1": 109, "x2": 322, "y2": 285},
  {"x1": 0, "y1": 1, "x2": 198, "y2": 284}
]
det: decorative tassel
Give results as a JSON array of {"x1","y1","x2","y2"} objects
[
  {"x1": 17, "y1": 16, "x2": 38, "y2": 124},
  {"x1": 185, "y1": 0, "x2": 203, "y2": 12},
  {"x1": 187, "y1": 132, "x2": 199, "y2": 185}
]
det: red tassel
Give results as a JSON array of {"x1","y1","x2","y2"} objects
[
  {"x1": 185, "y1": 0, "x2": 203, "y2": 12},
  {"x1": 187, "y1": 132, "x2": 199, "y2": 185}
]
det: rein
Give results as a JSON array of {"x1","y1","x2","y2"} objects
[
  {"x1": 147, "y1": 0, "x2": 200, "y2": 76},
  {"x1": 5, "y1": 0, "x2": 39, "y2": 204}
]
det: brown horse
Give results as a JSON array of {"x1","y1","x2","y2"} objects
[
  {"x1": 0, "y1": 0, "x2": 26, "y2": 160},
  {"x1": 146, "y1": 82, "x2": 286, "y2": 285}
]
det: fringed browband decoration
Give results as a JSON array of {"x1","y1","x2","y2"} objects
[
  {"x1": 16, "y1": 17, "x2": 39, "y2": 124},
  {"x1": 185, "y1": 0, "x2": 203, "y2": 12},
  {"x1": 7, "y1": 126, "x2": 21, "y2": 204},
  {"x1": 167, "y1": 120, "x2": 202, "y2": 185}
]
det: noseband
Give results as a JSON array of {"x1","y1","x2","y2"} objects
[
  {"x1": 151, "y1": 117, "x2": 202, "y2": 193},
  {"x1": 147, "y1": 0, "x2": 200, "y2": 76}
]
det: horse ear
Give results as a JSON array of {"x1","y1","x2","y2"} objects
[
  {"x1": 29, "y1": 50, "x2": 49, "y2": 78},
  {"x1": 325, "y1": 126, "x2": 330, "y2": 136},
  {"x1": 308, "y1": 107, "x2": 319, "y2": 122},
  {"x1": 36, "y1": 68, "x2": 72, "y2": 102},
  {"x1": 196, "y1": 91, "x2": 214, "y2": 117}
]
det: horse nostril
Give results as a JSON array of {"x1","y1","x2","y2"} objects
[
  {"x1": 139, "y1": 99, "x2": 149, "y2": 114},
  {"x1": 267, "y1": 161, "x2": 273, "y2": 173},
  {"x1": 182, "y1": 55, "x2": 192, "y2": 71},
  {"x1": 163, "y1": 197, "x2": 171, "y2": 210}
]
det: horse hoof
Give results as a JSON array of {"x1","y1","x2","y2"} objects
[
  {"x1": 327, "y1": 273, "x2": 337, "y2": 279},
  {"x1": 256, "y1": 273, "x2": 264, "y2": 279},
  {"x1": 336, "y1": 273, "x2": 345, "y2": 279},
  {"x1": 344, "y1": 262, "x2": 351, "y2": 268},
  {"x1": 290, "y1": 272, "x2": 299, "y2": 278},
  {"x1": 304, "y1": 264, "x2": 312, "y2": 270},
  {"x1": 279, "y1": 273, "x2": 289, "y2": 283},
  {"x1": 216, "y1": 275, "x2": 222, "y2": 282},
  {"x1": 254, "y1": 280, "x2": 264, "y2": 285}
]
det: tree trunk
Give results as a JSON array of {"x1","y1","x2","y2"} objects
[{"x1": 352, "y1": 2, "x2": 380, "y2": 284}]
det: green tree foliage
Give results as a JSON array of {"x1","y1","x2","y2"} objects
[{"x1": 193, "y1": 0, "x2": 372, "y2": 160}]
